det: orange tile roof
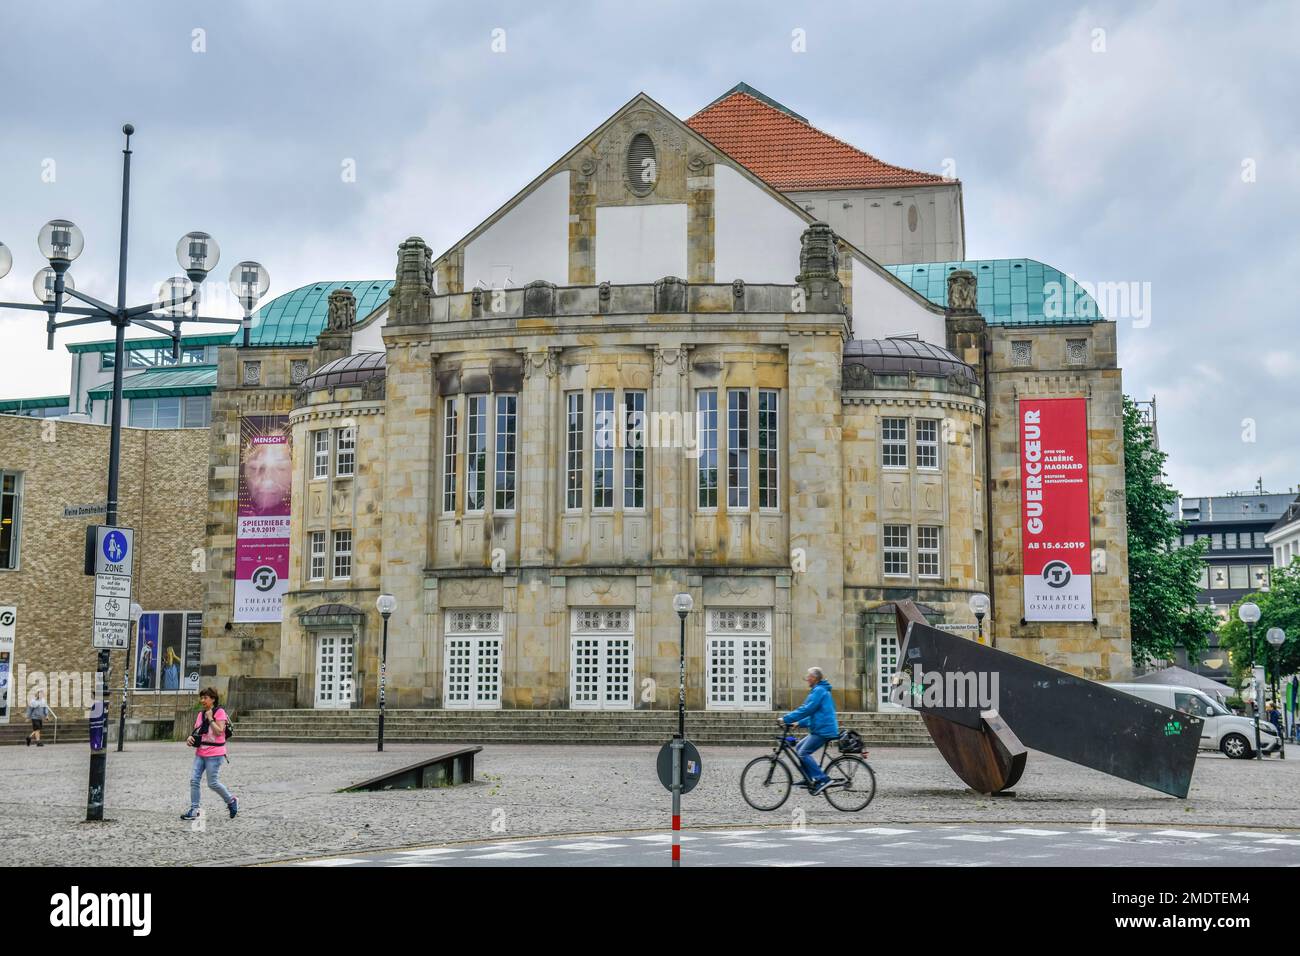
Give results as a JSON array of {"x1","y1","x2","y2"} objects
[{"x1": 686, "y1": 91, "x2": 951, "y2": 191}]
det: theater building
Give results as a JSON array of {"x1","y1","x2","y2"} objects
[{"x1": 198, "y1": 88, "x2": 1132, "y2": 714}]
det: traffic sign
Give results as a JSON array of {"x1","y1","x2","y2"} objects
[
  {"x1": 92, "y1": 620, "x2": 130, "y2": 650},
  {"x1": 85, "y1": 525, "x2": 135, "y2": 576},
  {"x1": 94, "y1": 594, "x2": 130, "y2": 622},
  {"x1": 657, "y1": 738, "x2": 703, "y2": 794},
  {"x1": 95, "y1": 573, "x2": 131, "y2": 599},
  {"x1": 86, "y1": 525, "x2": 135, "y2": 648}
]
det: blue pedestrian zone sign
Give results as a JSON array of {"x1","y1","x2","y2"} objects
[
  {"x1": 87, "y1": 525, "x2": 135, "y2": 577},
  {"x1": 102, "y1": 530, "x2": 128, "y2": 564}
]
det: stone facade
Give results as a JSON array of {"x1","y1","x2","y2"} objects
[
  {"x1": 200, "y1": 229, "x2": 1132, "y2": 715},
  {"x1": 0, "y1": 416, "x2": 207, "y2": 721},
  {"x1": 197, "y1": 95, "x2": 1134, "y2": 713}
]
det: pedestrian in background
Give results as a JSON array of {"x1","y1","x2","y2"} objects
[
  {"x1": 1266, "y1": 701, "x2": 1284, "y2": 738},
  {"x1": 25, "y1": 690, "x2": 53, "y2": 747},
  {"x1": 181, "y1": 687, "x2": 238, "y2": 822}
]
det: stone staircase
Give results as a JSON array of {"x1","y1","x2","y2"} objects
[
  {"x1": 232, "y1": 709, "x2": 933, "y2": 747},
  {"x1": 0, "y1": 719, "x2": 90, "y2": 746}
]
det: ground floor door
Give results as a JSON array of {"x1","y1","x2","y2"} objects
[
  {"x1": 444, "y1": 611, "x2": 502, "y2": 710},
  {"x1": 570, "y1": 609, "x2": 633, "y2": 710},
  {"x1": 705, "y1": 609, "x2": 772, "y2": 710},
  {"x1": 877, "y1": 631, "x2": 903, "y2": 711},
  {"x1": 314, "y1": 631, "x2": 355, "y2": 709}
]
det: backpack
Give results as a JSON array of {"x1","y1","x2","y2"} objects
[{"x1": 837, "y1": 729, "x2": 864, "y2": 754}]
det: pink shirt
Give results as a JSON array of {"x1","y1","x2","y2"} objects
[{"x1": 195, "y1": 708, "x2": 228, "y2": 758}]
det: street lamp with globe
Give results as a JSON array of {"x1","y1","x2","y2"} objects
[
  {"x1": 0, "y1": 128, "x2": 271, "y2": 820},
  {"x1": 1267, "y1": 627, "x2": 1286, "y2": 759},
  {"x1": 376, "y1": 593, "x2": 397, "y2": 751},
  {"x1": 1239, "y1": 602, "x2": 1262, "y2": 760}
]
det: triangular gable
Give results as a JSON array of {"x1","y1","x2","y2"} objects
[{"x1": 417, "y1": 90, "x2": 943, "y2": 315}]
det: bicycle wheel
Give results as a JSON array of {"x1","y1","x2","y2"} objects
[
  {"x1": 740, "y1": 756, "x2": 793, "y2": 811},
  {"x1": 823, "y1": 756, "x2": 876, "y2": 812}
]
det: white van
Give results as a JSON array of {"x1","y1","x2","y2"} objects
[{"x1": 1109, "y1": 683, "x2": 1282, "y2": 758}]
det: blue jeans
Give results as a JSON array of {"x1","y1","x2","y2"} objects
[
  {"x1": 796, "y1": 733, "x2": 830, "y2": 785},
  {"x1": 190, "y1": 755, "x2": 233, "y2": 811}
]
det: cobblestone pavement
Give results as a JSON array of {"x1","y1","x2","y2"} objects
[
  {"x1": 1, "y1": 741, "x2": 1297, "y2": 867},
  {"x1": 282, "y1": 824, "x2": 1300, "y2": 868}
]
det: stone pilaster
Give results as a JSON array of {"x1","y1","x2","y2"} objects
[
  {"x1": 568, "y1": 167, "x2": 595, "y2": 285},
  {"x1": 687, "y1": 160, "x2": 715, "y2": 283}
]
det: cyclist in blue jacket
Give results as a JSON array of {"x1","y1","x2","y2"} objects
[{"x1": 782, "y1": 667, "x2": 840, "y2": 796}]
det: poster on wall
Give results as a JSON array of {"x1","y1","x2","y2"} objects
[
  {"x1": 136, "y1": 611, "x2": 203, "y2": 691},
  {"x1": 184, "y1": 613, "x2": 203, "y2": 690},
  {"x1": 1019, "y1": 397, "x2": 1093, "y2": 622},
  {"x1": 234, "y1": 415, "x2": 292, "y2": 622},
  {"x1": 135, "y1": 613, "x2": 159, "y2": 689},
  {"x1": 0, "y1": 605, "x2": 14, "y2": 722}
]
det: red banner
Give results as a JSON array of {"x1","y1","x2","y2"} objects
[
  {"x1": 1019, "y1": 398, "x2": 1092, "y2": 622},
  {"x1": 234, "y1": 415, "x2": 292, "y2": 622}
]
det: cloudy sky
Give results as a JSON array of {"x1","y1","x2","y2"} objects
[{"x1": 0, "y1": 0, "x2": 1295, "y2": 496}]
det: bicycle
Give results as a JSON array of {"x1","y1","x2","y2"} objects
[{"x1": 740, "y1": 727, "x2": 876, "y2": 812}]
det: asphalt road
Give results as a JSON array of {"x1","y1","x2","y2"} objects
[{"x1": 281, "y1": 823, "x2": 1300, "y2": 867}]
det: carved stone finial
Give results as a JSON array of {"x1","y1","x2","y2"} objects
[
  {"x1": 327, "y1": 289, "x2": 357, "y2": 331},
  {"x1": 795, "y1": 222, "x2": 843, "y2": 313},
  {"x1": 947, "y1": 269, "x2": 979, "y2": 312},
  {"x1": 797, "y1": 222, "x2": 840, "y2": 283},
  {"x1": 390, "y1": 237, "x2": 434, "y2": 326}
]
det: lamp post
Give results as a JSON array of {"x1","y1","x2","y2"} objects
[
  {"x1": 376, "y1": 593, "x2": 396, "y2": 752},
  {"x1": 116, "y1": 602, "x2": 142, "y2": 752},
  {"x1": 0, "y1": 125, "x2": 269, "y2": 821},
  {"x1": 671, "y1": 591, "x2": 693, "y2": 868},
  {"x1": 1267, "y1": 627, "x2": 1286, "y2": 760},
  {"x1": 1238, "y1": 602, "x2": 1262, "y2": 761},
  {"x1": 968, "y1": 593, "x2": 990, "y2": 645}
]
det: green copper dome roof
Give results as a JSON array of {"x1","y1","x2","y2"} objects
[
  {"x1": 884, "y1": 259, "x2": 1102, "y2": 325},
  {"x1": 235, "y1": 280, "x2": 394, "y2": 347}
]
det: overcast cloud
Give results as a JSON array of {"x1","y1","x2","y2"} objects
[{"x1": 0, "y1": 0, "x2": 1295, "y2": 497}]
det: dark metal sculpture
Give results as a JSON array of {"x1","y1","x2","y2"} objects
[{"x1": 893, "y1": 600, "x2": 1201, "y2": 798}]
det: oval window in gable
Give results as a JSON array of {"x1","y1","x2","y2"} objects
[{"x1": 626, "y1": 133, "x2": 657, "y2": 196}]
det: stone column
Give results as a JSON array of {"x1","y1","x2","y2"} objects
[{"x1": 380, "y1": 237, "x2": 437, "y2": 706}]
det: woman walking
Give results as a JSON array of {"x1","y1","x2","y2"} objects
[
  {"x1": 25, "y1": 690, "x2": 54, "y2": 747},
  {"x1": 181, "y1": 687, "x2": 238, "y2": 821}
]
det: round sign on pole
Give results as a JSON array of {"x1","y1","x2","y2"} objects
[{"x1": 657, "y1": 738, "x2": 703, "y2": 793}]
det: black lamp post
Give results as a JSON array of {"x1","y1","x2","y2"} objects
[
  {"x1": 670, "y1": 591, "x2": 693, "y2": 869},
  {"x1": 1267, "y1": 627, "x2": 1286, "y2": 760},
  {"x1": 0, "y1": 125, "x2": 269, "y2": 821},
  {"x1": 376, "y1": 593, "x2": 396, "y2": 751},
  {"x1": 1238, "y1": 601, "x2": 1262, "y2": 761}
]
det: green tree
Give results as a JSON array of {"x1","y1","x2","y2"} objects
[
  {"x1": 1123, "y1": 397, "x2": 1216, "y2": 668},
  {"x1": 1217, "y1": 561, "x2": 1300, "y2": 691}
]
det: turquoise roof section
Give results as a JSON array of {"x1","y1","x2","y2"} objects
[
  {"x1": 66, "y1": 332, "x2": 232, "y2": 354},
  {"x1": 0, "y1": 395, "x2": 69, "y2": 412},
  {"x1": 238, "y1": 280, "x2": 394, "y2": 347},
  {"x1": 87, "y1": 365, "x2": 218, "y2": 399},
  {"x1": 884, "y1": 259, "x2": 1103, "y2": 326}
]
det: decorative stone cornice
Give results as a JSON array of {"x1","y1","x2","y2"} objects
[
  {"x1": 288, "y1": 402, "x2": 384, "y2": 426},
  {"x1": 842, "y1": 394, "x2": 986, "y2": 416}
]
